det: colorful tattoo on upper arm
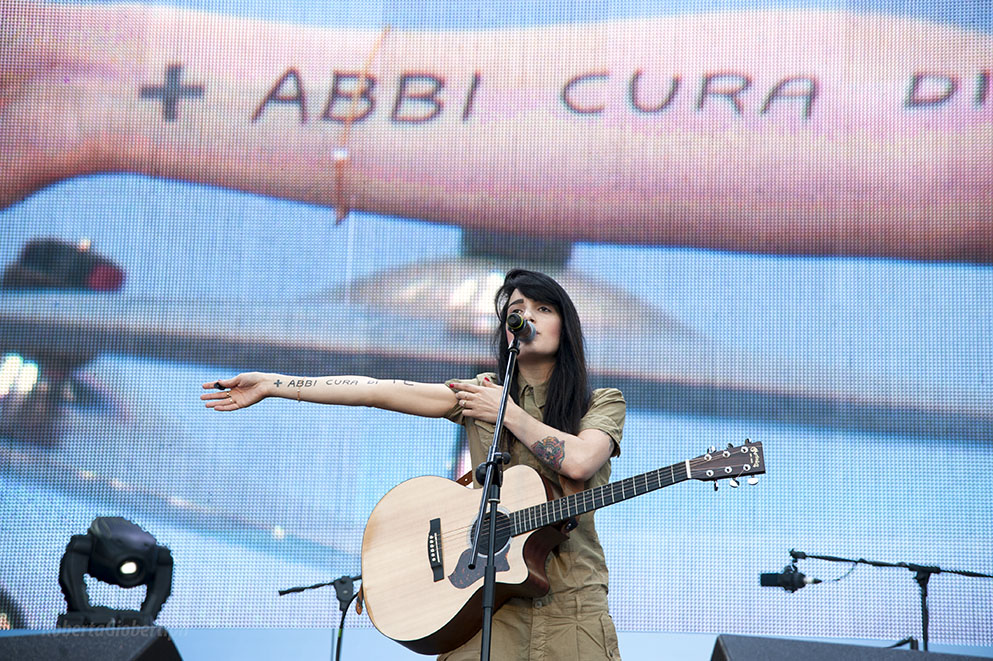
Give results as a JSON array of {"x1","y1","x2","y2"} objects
[{"x1": 532, "y1": 436, "x2": 566, "y2": 471}]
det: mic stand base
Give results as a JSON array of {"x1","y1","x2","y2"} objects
[{"x1": 886, "y1": 637, "x2": 919, "y2": 650}]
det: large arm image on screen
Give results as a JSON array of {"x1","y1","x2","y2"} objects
[{"x1": 1, "y1": 4, "x2": 991, "y2": 262}]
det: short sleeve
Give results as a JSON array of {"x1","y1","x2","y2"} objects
[{"x1": 579, "y1": 388, "x2": 626, "y2": 457}]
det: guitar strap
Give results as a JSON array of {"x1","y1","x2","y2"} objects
[{"x1": 456, "y1": 470, "x2": 474, "y2": 486}]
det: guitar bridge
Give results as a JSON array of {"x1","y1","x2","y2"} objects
[{"x1": 428, "y1": 518, "x2": 444, "y2": 582}]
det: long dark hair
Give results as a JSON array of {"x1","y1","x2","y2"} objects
[{"x1": 493, "y1": 269, "x2": 591, "y2": 435}]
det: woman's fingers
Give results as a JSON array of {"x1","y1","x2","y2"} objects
[
  {"x1": 201, "y1": 387, "x2": 230, "y2": 400},
  {"x1": 450, "y1": 379, "x2": 495, "y2": 395},
  {"x1": 201, "y1": 377, "x2": 239, "y2": 408},
  {"x1": 203, "y1": 390, "x2": 241, "y2": 410},
  {"x1": 202, "y1": 378, "x2": 232, "y2": 390}
]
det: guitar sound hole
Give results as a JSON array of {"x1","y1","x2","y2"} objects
[{"x1": 470, "y1": 511, "x2": 512, "y2": 556}]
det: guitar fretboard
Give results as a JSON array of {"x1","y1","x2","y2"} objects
[{"x1": 509, "y1": 461, "x2": 690, "y2": 535}]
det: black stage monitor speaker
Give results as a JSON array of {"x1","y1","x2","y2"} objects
[
  {"x1": 711, "y1": 634, "x2": 989, "y2": 661},
  {"x1": 0, "y1": 626, "x2": 181, "y2": 661}
]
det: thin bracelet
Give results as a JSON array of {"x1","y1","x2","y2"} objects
[{"x1": 335, "y1": 25, "x2": 391, "y2": 222}]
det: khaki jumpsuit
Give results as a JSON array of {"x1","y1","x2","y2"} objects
[{"x1": 440, "y1": 373, "x2": 626, "y2": 661}]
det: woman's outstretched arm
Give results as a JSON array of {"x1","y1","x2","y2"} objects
[{"x1": 201, "y1": 372, "x2": 457, "y2": 418}]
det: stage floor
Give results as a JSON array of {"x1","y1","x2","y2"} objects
[
  {"x1": 170, "y1": 630, "x2": 993, "y2": 660},
  {"x1": 4, "y1": 628, "x2": 989, "y2": 660}
]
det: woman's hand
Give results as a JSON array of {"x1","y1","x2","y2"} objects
[
  {"x1": 201, "y1": 372, "x2": 271, "y2": 411},
  {"x1": 450, "y1": 379, "x2": 506, "y2": 424}
]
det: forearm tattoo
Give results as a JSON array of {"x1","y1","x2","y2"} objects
[
  {"x1": 532, "y1": 436, "x2": 566, "y2": 472},
  {"x1": 139, "y1": 63, "x2": 825, "y2": 127}
]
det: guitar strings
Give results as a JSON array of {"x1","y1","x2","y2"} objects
[{"x1": 435, "y1": 452, "x2": 754, "y2": 545}]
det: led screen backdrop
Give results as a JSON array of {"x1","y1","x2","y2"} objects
[{"x1": 1, "y1": 0, "x2": 991, "y2": 650}]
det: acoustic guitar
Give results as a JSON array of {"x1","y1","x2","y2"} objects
[{"x1": 361, "y1": 440, "x2": 765, "y2": 654}]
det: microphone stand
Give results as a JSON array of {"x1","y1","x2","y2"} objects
[
  {"x1": 467, "y1": 334, "x2": 521, "y2": 661},
  {"x1": 789, "y1": 549, "x2": 993, "y2": 652},
  {"x1": 278, "y1": 574, "x2": 361, "y2": 661}
]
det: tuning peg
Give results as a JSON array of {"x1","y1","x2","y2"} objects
[
  {"x1": 727, "y1": 443, "x2": 734, "y2": 449},
  {"x1": 708, "y1": 446, "x2": 716, "y2": 453},
  {"x1": 713, "y1": 482, "x2": 718, "y2": 492},
  {"x1": 747, "y1": 477, "x2": 759, "y2": 486},
  {"x1": 728, "y1": 478, "x2": 740, "y2": 488}
]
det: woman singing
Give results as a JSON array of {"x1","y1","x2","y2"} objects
[{"x1": 202, "y1": 269, "x2": 626, "y2": 660}]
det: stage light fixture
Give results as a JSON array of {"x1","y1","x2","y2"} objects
[
  {"x1": 0, "y1": 585, "x2": 26, "y2": 630},
  {"x1": 57, "y1": 517, "x2": 173, "y2": 628}
]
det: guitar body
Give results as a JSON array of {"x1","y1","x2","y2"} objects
[
  {"x1": 361, "y1": 440, "x2": 766, "y2": 655},
  {"x1": 361, "y1": 465, "x2": 568, "y2": 655}
]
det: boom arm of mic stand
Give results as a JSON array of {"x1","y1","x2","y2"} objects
[
  {"x1": 789, "y1": 550, "x2": 993, "y2": 652},
  {"x1": 277, "y1": 574, "x2": 362, "y2": 608}
]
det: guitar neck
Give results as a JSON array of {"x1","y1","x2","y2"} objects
[{"x1": 510, "y1": 460, "x2": 692, "y2": 535}]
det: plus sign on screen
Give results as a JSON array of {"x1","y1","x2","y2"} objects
[{"x1": 140, "y1": 64, "x2": 204, "y2": 121}]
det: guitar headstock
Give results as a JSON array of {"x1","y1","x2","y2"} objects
[{"x1": 688, "y1": 440, "x2": 765, "y2": 486}]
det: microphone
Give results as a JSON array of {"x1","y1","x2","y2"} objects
[
  {"x1": 760, "y1": 566, "x2": 822, "y2": 592},
  {"x1": 506, "y1": 313, "x2": 535, "y2": 342}
]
